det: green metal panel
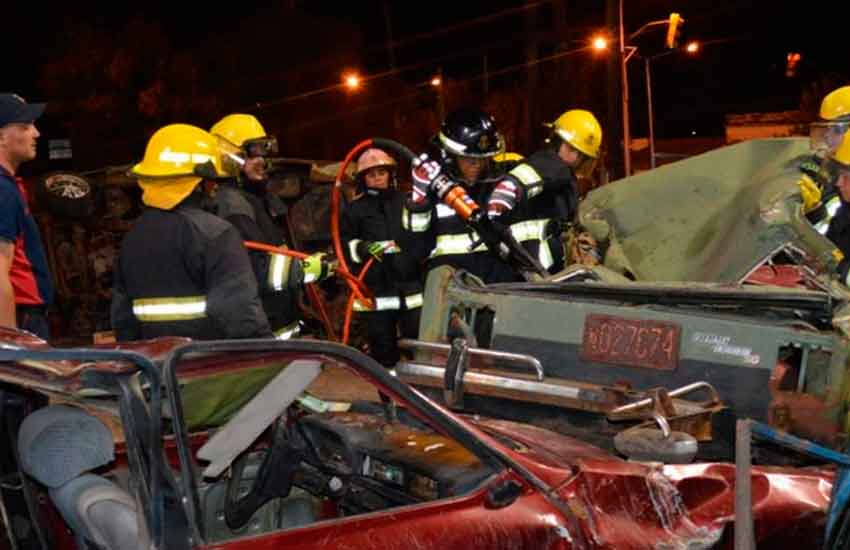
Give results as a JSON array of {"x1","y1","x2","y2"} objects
[{"x1": 579, "y1": 138, "x2": 840, "y2": 282}]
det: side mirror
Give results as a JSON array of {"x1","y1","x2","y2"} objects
[{"x1": 485, "y1": 479, "x2": 523, "y2": 509}]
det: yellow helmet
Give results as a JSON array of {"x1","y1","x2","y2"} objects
[
  {"x1": 210, "y1": 114, "x2": 267, "y2": 147},
  {"x1": 210, "y1": 114, "x2": 279, "y2": 177},
  {"x1": 820, "y1": 86, "x2": 850, "y2": 121},
  {"x1": 548, "y1": 109, "x2": 602, "y2": 159},
  {"x1": 130, "y1": 124, "x2": 222, "y2": 210}
]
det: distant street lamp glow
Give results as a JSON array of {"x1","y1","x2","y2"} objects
[
  {"x1": 343, "y1": 73, "x2": 361, "y2": 90},
  {"x1": 685, "y1": 41, "x2": 700, "y2": 54},
  {"x1": 430, "y1": 76, "x2": 442, "y2": 87},
  {"x1": 592, "y1": 36, "x2": 608, "y2": 51}
]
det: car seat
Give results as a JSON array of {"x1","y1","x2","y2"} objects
[{"x1": 17, "y1": 405, "x2": 146, "y2": 550}]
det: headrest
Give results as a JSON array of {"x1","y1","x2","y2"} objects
[{"x1": 18, "y1": 405, "x2": 115, "y2": 488}]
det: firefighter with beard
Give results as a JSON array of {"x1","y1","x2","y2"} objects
[
  {"x1": 486, "y1": 109, "x2": 602, "y2": 273},
  {"x1": 801, "y1": 86, "x2": 850, "y2": 234},
  {"x1": 111, "y1": 124, "x2": 272, "y2": 341},
  {"x1": 210, "y1": 114, "x2": 333, "y2": 339},
  {"x1": 341, "y1": 148, "x2": 425, "y2": 367},
  {"x1": 403, "y1": 108, "x2": 518, "y2": 283}
]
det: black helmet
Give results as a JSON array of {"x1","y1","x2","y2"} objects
[{"x1": 437, "y1": 108, "x2": 505, "y2": 158}]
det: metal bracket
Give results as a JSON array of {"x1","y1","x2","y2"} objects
[
  {"x1": 443, "y1": 339, "x2": 469, "y2": 409},
  {"x1": 398, "y1": 339, "x2": 544, "y2": 381}
]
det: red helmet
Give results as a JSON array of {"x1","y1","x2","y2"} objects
[{"x1": 356, "y1": 148, "x2": 396, "y2": 175}]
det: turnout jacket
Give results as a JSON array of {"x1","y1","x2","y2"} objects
[
  {"x1": 341, "y1": 189, "x2": 426, "y2": 310},
  {"x1": 488, "y1": 149, "x2": 577, "y2": 272},
  {"x1": 111, "y1": 195, "x2": 272, "y2": 341},
  {"x1": 216, "y1": 184, "x2": 303, "y2": 338}
]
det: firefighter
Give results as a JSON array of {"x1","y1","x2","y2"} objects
[
  {"x1": 111, "y1": 123, "x2": 272, "y2": 341},
  {"x1": 341, "y1": 148, "x2": 425, "y2": 367},
  {"x1": 210, "y1": 114, "x2": 333, "y2": 339},
  {"x1": 827, "y1": 132, "x2": 850, "y2": 286},
  {"x1": 486, "y1": 109, "x2": 602, "y2": 273},
  {"x1": 404, "y1": 107, "x2": 517, "y2": 283},
  {"x1": 802, "y1": 86, "x2": 850, "y2": 233}
]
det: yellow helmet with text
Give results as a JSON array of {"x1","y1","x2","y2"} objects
[
  {"x1": 548, "y1": 109, "x2": 602, "y2": 159},
  {"x1": 820, "y1": 86, "x2": 850, "y2": 121},
  {"x1": 130, "y1": 124, "x2": 222, "y2": 210}
]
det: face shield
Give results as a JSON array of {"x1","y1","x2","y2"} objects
[
  {"x1": 216, "y1": 136, "x2": 245, "y2": 178},
  {"x1": 810, "y1": 121, "x2": 850, "y2": 156},
  {"x1": 243, "y1": 136, "x2": 279, "y2": 158}
]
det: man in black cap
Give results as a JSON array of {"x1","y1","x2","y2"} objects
[{"x1": 0, "y1": 94, "x2": 53, "y2": 339}]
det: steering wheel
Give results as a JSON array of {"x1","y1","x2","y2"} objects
[{"x1": 223, "y1": 417, "x2": 304, "y2": 530}]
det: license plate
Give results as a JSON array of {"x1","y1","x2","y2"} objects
[{"x1": 580, "y1": 314, "x2": 680, "y2": 370}]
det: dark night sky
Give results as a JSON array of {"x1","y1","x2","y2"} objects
[{"x1": 2, "y1": 1, "x2": 847, "y2": 150}]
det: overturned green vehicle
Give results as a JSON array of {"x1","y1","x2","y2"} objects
[{"x1": 396, "y1": 138, "x2": 850, "y2": 461}]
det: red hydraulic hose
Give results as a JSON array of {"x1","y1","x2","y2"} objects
[
  {"x1": 342, "y1": 257, "x2": 374, "y2": 345},
  {"x1": 244, "y1": 240, "x2": 341, "y2": 339},
  {"x1": 306, "y1": 284, "x2": 337, "y2": 341},
  {"x1": 331, "y1": 138, "x2": 376, "y2": 307}
]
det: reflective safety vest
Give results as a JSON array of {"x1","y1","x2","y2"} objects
[
  {"x1": 273, "y1": 320, "x2": 301, "y2": 340},
  {"x1": 131, "y1": 296, "x2": 207, "y2": 322},
  {"x1": 509, "y1": 163, "x2": 545, "y2": 200},
  {"x1": 353, "y1": 292, "x2": 423, "y2": 312},
  {"x1": 267, "y1": 245, "x2": 295, "y2": 292},
  {"x1": 427, "y1": 218, "x2": 555, "y2": 270}
]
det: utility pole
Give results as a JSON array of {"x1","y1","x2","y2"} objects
[
  {"x1": 645, "y1": 57, "x2": 656, "y2": 169},
  {"x1": 605, "y1": 0, "x2": 621, "y2": 180},
  {"x1": 619, "y1": 0, "x2": 632, "y2": 176}
]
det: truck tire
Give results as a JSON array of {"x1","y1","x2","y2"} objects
[{"x1": 40, "y1": 172, "x2": 96, "y2": 219}]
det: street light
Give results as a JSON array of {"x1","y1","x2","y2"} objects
[
  {"x1": 430, "y1": 76, "x2": 442, "y2": 87},
  {"x1": 343, "y1": 72, "x2": 361, "y2": 91},
  {"x1": 618, "y1": 7, "x2": 689, "y2": 175},
  {"x1": 592, "y1": 35, "x2": 609, "y2": 51},
  {"x1": 685, "y1": 41, "x2": 700, "y2": 54}
]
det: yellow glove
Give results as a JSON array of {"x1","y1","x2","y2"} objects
[
  {"x1": 797, "y1": 175, "x2": 822, "y2": 213},
  {"x1": 302, "y1": 252, "x2": 336, "y2": 284}
]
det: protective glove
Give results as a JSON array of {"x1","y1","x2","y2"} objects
[
  {"x1": 355, "y1": 240, "x2": 400, "y2": 262},
  {"x1": 302, "y1": 252, "x2": 336, "y2": 284},
  {"x1": 797, "y1": 175, "x2": 823, "y2": 214}
]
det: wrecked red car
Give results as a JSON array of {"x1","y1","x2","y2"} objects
[{"x1": 0, "y1": 329, "x2": 833, "y2": 549}]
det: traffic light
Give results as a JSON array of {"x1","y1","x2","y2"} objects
[
  {"x1": 785, "y1": 52, "x2": 802, "y2": 78},
  {"x1": 665, "y1": 12, "x2": 684, "y2": 49}
]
